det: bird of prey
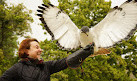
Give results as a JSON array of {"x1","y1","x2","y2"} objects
[{"x1": 37, "y1": 0, "x2": 137, "y2": 55}]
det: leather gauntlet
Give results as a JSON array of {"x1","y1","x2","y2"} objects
[{"x1": 66, "y1": 43, "x2": 94, "y2": 69}]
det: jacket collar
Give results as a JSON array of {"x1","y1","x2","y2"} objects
[{"x1": 20, "y1": 57, "x2": 44, "y2": 66}]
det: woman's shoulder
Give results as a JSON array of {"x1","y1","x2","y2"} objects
[
  {"x1": 10, "y1": 60, "x2": 26, "y2": 70},
  {"x1": 10, "y1": 61, "x2": 23, "y2": 69}
]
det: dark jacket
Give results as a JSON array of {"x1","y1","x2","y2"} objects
[{"x1": 0, "y1": 58, "x2": 67, "y2": 81}]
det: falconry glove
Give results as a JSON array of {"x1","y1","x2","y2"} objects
[{"x1": 66, "y1": 43, "x2": 94, "y2": 69}]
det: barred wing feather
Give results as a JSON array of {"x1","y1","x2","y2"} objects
[
  {"x1": 37, "y1": 4, "x2": 80, "y2": 50},
  {"x1": 91, "y1": 1, "x2": 137, "y2": 50}
]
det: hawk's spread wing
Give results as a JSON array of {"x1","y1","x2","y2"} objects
[
  {"x1": 37, "y1": 4, "x2": 80, "y2": 50},
  {"x1": 91, "y1": 1, "x2": 137, "y2": 48}
]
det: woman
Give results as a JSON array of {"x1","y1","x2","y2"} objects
[{"x1": 0, "y1": 38, "x2": 94, "y2": 81}]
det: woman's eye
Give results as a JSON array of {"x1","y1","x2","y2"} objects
[{"x1": 36, "y1": 46, "x2": 39, "y2": 49}]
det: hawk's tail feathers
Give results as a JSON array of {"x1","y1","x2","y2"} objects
[{"x1": 89, "y1": 48, "x2": 111, "y2": 57}]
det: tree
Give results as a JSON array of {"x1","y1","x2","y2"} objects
[
  {"x1": 0, "y1": 0, "x2": 33, "y2": 75},
  {"x1": 114, "y1": 36, "x2": 137, "y2": 79},
  {"x1": 41, "y1": 0, "x2": 137, "y2": 81},
  {"x1": 0, "y1": 49, "x2": 4, "y2": 75}
]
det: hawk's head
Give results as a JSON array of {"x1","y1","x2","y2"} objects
[{"x1": 81, "y1": 26, "x2": 89, "y2": 36}]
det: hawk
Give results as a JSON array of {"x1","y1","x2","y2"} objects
[{"x1": 37, "y1": 0, "x2": 137, "y2": 56}]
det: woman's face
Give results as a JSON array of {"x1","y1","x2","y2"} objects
[{"x1": 27, "y1": 41, "x2": 42, "y2": 59}]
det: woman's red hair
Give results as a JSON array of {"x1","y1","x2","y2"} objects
[{"x1": 18, "y1": 38, "x2": 39, "y2": 58}]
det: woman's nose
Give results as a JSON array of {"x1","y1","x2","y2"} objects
[{"x1": 39, "y1": 48, "x2": 43, "y2": 52}]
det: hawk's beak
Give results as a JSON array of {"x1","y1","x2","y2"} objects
[
  {"x1": 81, "y1": 31, "x2": 88, "y2": 36},
  {"x1": 85, "y1": 33, "x2": 88, "y2": 36}
]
